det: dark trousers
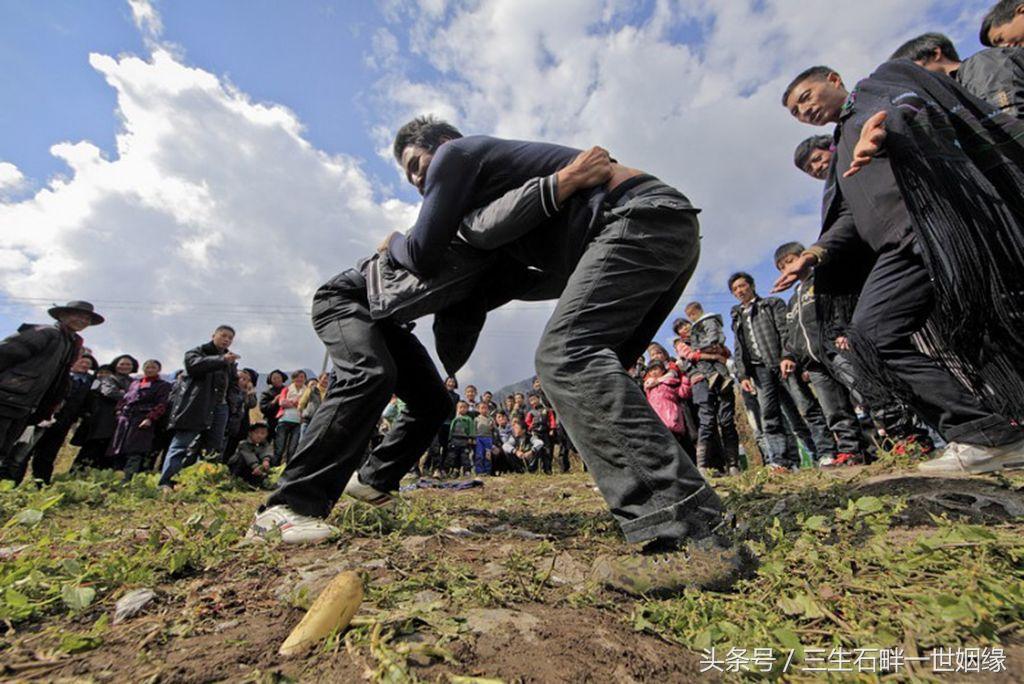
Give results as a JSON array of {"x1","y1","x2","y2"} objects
[
  {"x1": 72, "y1": 438, "x2": 112, "y2": 471},
  {"x1": 806, "y1": 364, "x2": 864, "y2": 455},
  {"x1": 750, "y1": 365, "x2": 800, "y2": 467},
  {"x1": 274, "y1": 421, "x2": 301, "y2": 465},
  {"x1": 850, "y1": 244, "x2": 1020, "y2": 447},
  {"x1": 265, "y1": 273, "x2": 452, "y2": 518},
  {"x1": 28, "y1": 419, "x2": 75, "y2": 484},
  {"x1": 123, "y1": 452, "x2": 152, "y2": 479},
  {"x1": 534, "y1": 186, "x2": 724, "y2": 544},
  {"x1": 0, "y1": 416, "x2": 29, "y2": 482},
  {"x1": 692, "y1": 380, "x2": 740, "y2": 470},
  {"x1": 526, "y1": 446, "x2": 552, "y2": 474},
  {"x1": 781, "y1": 373, "x2": 837, "y2": 460},
  {"x1": 828, "y1": 349, "x2": 920, "y2": 441}
]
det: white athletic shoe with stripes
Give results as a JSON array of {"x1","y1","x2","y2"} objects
[
  {"x1": 343, "y1": 471, "x2": 394, "y2": 507},
  {"x1": 246, "y1": 505, "x2": 339, "y2": 544},
  {"x1": 918, "y1": 438, "x2": 1024, "y2": 474}
]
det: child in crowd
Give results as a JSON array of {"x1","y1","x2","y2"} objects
[
  {"x1": 643, "y1": 361, "x2": 692, "y2": 451},
  {"x1": 230, "y1": 422, "x2": 275, "y2": 488},
  {"x1": 474, "y1": 401, "x2": 498, "y2": 474},
  {"x1": 447, "y1": 400, "x2": 476, "y2": 476},
  {"x1": 685, "y1": 301, "x2": 733, "y2": 392},
  {"x1": 274, "y1": 370, "x2": 306, "y2": 465},
  {"x1": 503, "y1": 419, "x2": 548, "y2": 473},
  {"x1": 463, "y1": 385, "x2": 480, "y2": 418},
  {"x1": 525, "y1": 392, "x2": 554, "y2": 454},
  {"x1": 492, "y1": 411, "x2": 515, "y2": 474}
]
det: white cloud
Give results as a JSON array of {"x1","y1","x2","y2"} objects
[
  {"x1": 0, "y1": 162, "x2": 27, "y2": 199},
  {"x1": 128, "y1": 0, "x2": 163, "y2": 41},
  {"x1": 0, "y1": 46, "x2": 412, "y2": 373}
]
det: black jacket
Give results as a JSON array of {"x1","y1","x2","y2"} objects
[
  {"x1": 168, "y1": 342, "x2": 239, "y2": 432},
  {"x1": 81, "y1": 373, "x2": 132, "y2": 442},
  {"x1": 52, "y1": 372, "x2": 93, "y2": 428},
  {"x1": 259, "y1": 385, "x2": 284, "y2": 430},
  {"x1": 730, "y1": 297, "x2": 789, "y2": 380},
  {"x1": 957, "y1": 47, "x2": 1024, "y2": 119},
  {"x1": 0, "y1": 323, "x2": 80, "y2": 421},
  {"x1": 783, "y1": 276, "x2": 825, "y2": 367}
]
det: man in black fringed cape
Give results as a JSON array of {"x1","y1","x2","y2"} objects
[{"x1": 777, "y1": 59, "x2": 1024, "y2": 474}]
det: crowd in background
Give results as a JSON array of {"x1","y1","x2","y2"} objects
[{"x1": 0, "y1": 288, "x2": 937, "y2": 494}]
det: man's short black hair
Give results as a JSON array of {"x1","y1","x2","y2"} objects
[
  {"x1": 728, "y1": 272, "x2": 755, "y2": 290},
  {"x1": 392, "y1": 115, "x2": 464, "y2": 161},
  {"x1": 215, "y1": 324, "x2": 235, "y2": 336},
  {"x1": 782, "y1": 66, "x2": 837, "y2": 106},
  {"x1": 981, "y1": 0, "x2": 1024, "y2": 46},
  {"x1": 793, "y1": 135, "x2": 833, "y2": 171},
  {"x1": 773, "y1": 242, "x2": 806, "y2": 267},
  {"x1": 890, "y1": 32, "x2": 960, "y2": 62}
]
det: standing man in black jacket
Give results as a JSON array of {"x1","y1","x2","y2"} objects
[
  {"x1": 0, "y1": 301, "x2": 103, "y2": 482},
  {"x1": 729, "y1": 272, "x2": 834, "y2": 470},
  {"x1": 19, "y1": 353, "x2": 97, "y2": 484},
  {"x1": 774, "y1": 242, "x2": 867, "y2": 465},
  {"x1": 777, "y1": 62, "x2": 1024, "y2": 473},
  {"x1": 158, "y1": 325, "x2": 240, "y2": 486}
]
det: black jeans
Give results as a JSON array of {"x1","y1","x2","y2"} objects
[
  {"x1": 805, "y1": 364, "x2": 865, "y2": 455},
  {"x1": 535, "y1": 184, "x2": 724, "y2": 544},
  {"x1": 265, "y1": 273, "x2": 452, "y2": 518},
  {"x1": 691, "y1": 380, "x2": 739, "y2": 470},
  {"x1": 850, "y1": 244, "x2": 1020, "y2": 446},
  {"x1": 781, "y1": 373, "x2": 837, "y2": 461},
  {"x1": 27, "y1": 419, "x2": 76, "y2": 484},
  {"x1": 0, "y1": 416, "x2": 29, "y2": 482}
]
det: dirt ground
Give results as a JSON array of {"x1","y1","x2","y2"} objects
[{"x1": 2, "y1": 461, "x2": 1023, "y2": 682}]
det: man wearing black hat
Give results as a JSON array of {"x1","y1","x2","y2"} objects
[{"x1": 0, "y1": 301, "x2": 103, "y2": 481}]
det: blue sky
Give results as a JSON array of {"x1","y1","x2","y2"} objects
[{"x1": 0, "y1": 0, "x2": 993, "y2": 389}]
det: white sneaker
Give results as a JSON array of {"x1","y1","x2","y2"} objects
[
  {"x1": 817, "y1": 457, "x2": 835, "y2": 468},
  {"x1": 343, "y1": 471, "x2": 393, "y2": 507},
  {"x1": 246, "y1": 505, "x2": 339, "y2": 544},
  {"x1": 918, "y1": 438, "x2": 1024, "y2": 474}
]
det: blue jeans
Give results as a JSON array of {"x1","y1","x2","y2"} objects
[
  {"x1": 159, "y1": 403, "x2": 229, "y2": 486},
  {"x1": 474, "y1": 437, "x2": 494, "y2": 474}
]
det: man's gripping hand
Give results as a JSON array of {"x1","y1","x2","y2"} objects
[{"x1": 556, "y1": 146, "x2": 613, "y2": 203}]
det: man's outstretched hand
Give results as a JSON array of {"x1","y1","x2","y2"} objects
[
  {"x1": 844, "y1": 111, "x2": 887, "y2": 178},
  {"x1": 557, "y1": 146, "x2": 613, "y2": 202},
  {"x1": 772, "y1": 253, "x2": 817, "y2": 292}
]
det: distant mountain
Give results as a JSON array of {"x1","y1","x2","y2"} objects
[{"x1": 493, "y1": 375, "x2": 537, "y2": 401}]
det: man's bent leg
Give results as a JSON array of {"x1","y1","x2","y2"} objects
[
  {"x1": 265, "y1": 276, "x2": 397, "y2": 518},
  {"x1": 850, "y1": 245, "x2": 1021, "y2": 447},
  {"x1": 535, "y1": 202, "x2": 722, "y2": 545},
  {"x1": 807, "y1": 368, "x2": 863, "y2": 455},
  {"x1": 358, "y1": 323, "x2": 453, "y2": 492}
]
